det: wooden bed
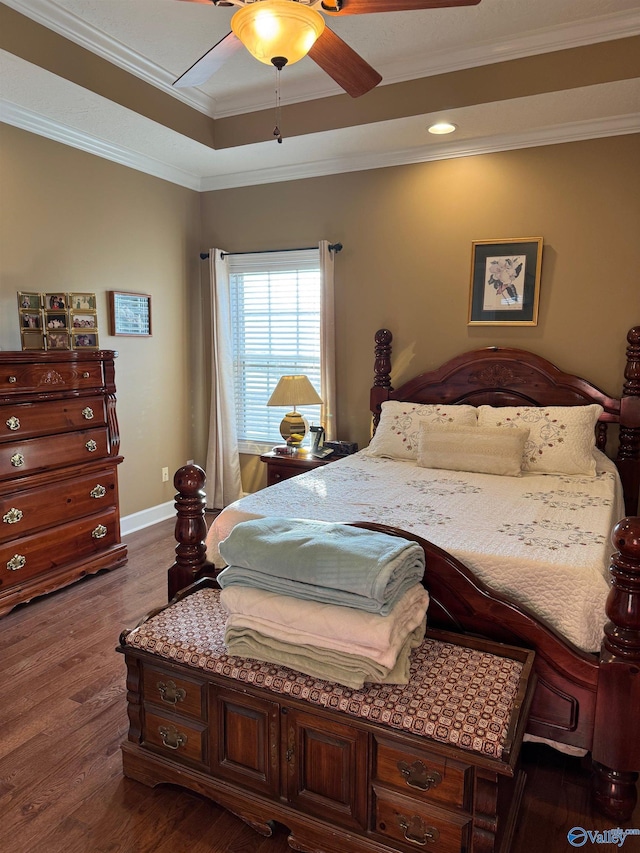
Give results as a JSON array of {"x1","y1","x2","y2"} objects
[{"x1": 167, "y1": 326, "x2": 640, "y2": 822}]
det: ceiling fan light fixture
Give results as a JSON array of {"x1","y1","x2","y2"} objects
[
  {"x1": 428, "y1": 121, "x2": 457, "y2": 135},
  {"x1": 231, "y1": 0, "x2": 326, "y2": 67}
]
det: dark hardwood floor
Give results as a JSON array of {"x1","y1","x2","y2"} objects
[{"x1": 2, "y1": 518, "x2": 638, "y2": 853}]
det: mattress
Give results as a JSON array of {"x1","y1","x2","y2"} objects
[{"x1": 207, "y1": 449, "x2": 624, "y2": 653}]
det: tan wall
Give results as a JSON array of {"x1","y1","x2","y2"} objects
[
  {"x1": 201, "y1": 134, "x2": 640, "y2": 490},
  {"x1": 0, "y1": 125, "x2": 201, "y2": 516}
]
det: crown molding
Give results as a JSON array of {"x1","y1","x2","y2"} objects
[
  {"x1": 199, "y1": 114, "x2": 640, "y2": 189},
  {"x1": 0, "y1": 100, "x2": 202, "y2": 190}
]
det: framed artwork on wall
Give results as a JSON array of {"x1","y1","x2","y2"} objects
[
  {"x1": 109, "y1": 291, "x2": 152, "y2": 336},
  {"x1": 468, "y1": 238, "x2": 543, "y2": 326}
]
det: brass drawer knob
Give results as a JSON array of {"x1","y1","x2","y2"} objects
[
  {"x1": 85, "y1": 439, "x2": 98, "y2": 452},
  {"x1": 92, "y1": 524, "x2": 107, "y2": 539},
  {"x1": 11, "y1": 453, "x2": 25, "y2": 468},
  {"x1": 6, "y1": 416, "x2": 20, "y2": 431},
  {"x1": 397, "y1": 815, "x2": 440, "y2": 846},
  {"x1": 3, "y1": 508, "x2": 23, "y2": 525},
  {"x1": 90, "y1": 484, "x2": 106, "y2": 499},
  {"x1": 82, "y1": 407, "x2": 94, "y2": 420},
  {"x1": 82, "y1": 372, "x2": 90, "y2": 379},
  {"x1": 159, "y1": 725, "x2": 187, "y2": 751},
  {"x1": 8, "y1": 376, "x2": 17, "y2": 384},
  {"x1": 397, "y1": 760, "x2": 442, "y2": 791},
  {"x1": 7, "y1": 554, "x2": 26, "y2": 571},
  {"x1": 157, "y1": 680, "x2": 186, "y2": 705}
]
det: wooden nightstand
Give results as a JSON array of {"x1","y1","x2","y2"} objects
[{"x1": 260, "y1": 450, "x2": 335, "y2": 486}]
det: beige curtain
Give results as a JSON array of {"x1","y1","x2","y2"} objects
[
  {"x1": 205, "y1": 249, "x2": 243, "y2": 509},
  {"x1": 319, "y1": 240, "x2": 337, "y2": 441}
]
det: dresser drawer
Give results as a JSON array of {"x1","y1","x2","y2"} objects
[
  {"x1": 0, "y1": 428, "x2": 109, "y2": 481},
  {"x1": 143, "y1": 665, "x2": 207, "y2": 721},
  {"x1": 0, "y1": 468, "x2": 117, "y2": 543},
  {"x1": 372, "y1": 785, "x2": 472, "y2": 853},
  {"x1": 143, "y1": 709, "x2": 208, "y2": 767},
  {"x1": 373, "y1": 735, "x2": 472, "y2": 811},
  {"x1": 0, "y1": 396, "x2": 106, "y2": 443},
  {"x1": 0, "y1": 360, "x2": 103, "y2": 395},
  {"x1": 0, "y1": 506, "x2": 119, "y2": 586}
]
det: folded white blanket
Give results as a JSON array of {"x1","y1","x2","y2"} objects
[
  {"x1": 218, "y1": 517, "x2": 425, "y2": 614},
  {"x1": 224, "y1": 618, "x2": 427, "y2": 690},
  {"x1": 220, "y1": 583, "x2": 429, "y2": 669}
]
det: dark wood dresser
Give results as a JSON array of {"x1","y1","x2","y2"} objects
[{"x1": 0, "y1": 351, "x2": 127, "y2": 616}]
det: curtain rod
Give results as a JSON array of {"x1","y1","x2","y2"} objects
[{"x1": 199, "y1": 243, "x2": 342, "y2": 261}]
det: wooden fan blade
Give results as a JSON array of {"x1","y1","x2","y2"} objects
[
  {"x1": 308, "y1": 27, "x2": 382, "y2": 98},
  {"x1": 322, "y1": 0, "x2": 481, "y2": 15},
  {"x1": 173, "y1": 32, "x2": 242, "y2": 87}
]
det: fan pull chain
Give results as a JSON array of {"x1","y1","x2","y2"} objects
[{"x1": 274, "y1": 64, "x2": 283, "y2": 143}]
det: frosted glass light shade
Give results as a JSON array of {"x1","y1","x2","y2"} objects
[{"x1": 231, "y1": 0, "x2": 326, "y2": 67}]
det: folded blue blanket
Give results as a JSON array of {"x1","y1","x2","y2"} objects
[{"x1": 217, "y1": 517, "x2": 425, "y2": 614}]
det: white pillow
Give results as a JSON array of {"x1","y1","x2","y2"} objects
[
  {"x1": 367, "y1": 401, "x2": 478, "y2": 460},
  {"x1": 477, "y1": 404, "x2": 603, "y2": 476},
  {"x1": 417, "y1": 423, "x2": 529, "y2": 477}
]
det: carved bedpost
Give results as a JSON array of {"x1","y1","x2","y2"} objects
[
  {"x1": 370, "y1": 328, "x2": 393, "y2": 431},
  {"x1": 617, "y1": 326, "x2": 640, "y2": 516},
  {"x1": 167, "y1": 464, "x2": 215, "y2": 601},
  {"x1": 592, "y1": 516, "x2": 640, "y2": 821}
]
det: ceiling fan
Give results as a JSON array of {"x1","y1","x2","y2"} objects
[{"x1": 172, "y1": 0, "x2": 481, "y2": 98}]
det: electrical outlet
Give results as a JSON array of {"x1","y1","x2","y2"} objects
[{"x1": 161, "y1": 467, "x2": 169, "y2": 482}]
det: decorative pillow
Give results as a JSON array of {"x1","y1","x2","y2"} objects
[
  {"x1": 417, "y1": 423, "x2": 530, "y2": 477},
  {"x1": 367, "y1": 401, "x2": 478, "y2": 460},
  {"x1": 477, "y1": 404, "x2": 603, "y2": 476}
]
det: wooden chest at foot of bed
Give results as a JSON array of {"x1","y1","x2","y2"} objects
[{"x1": 119, "y1": 586, "x2": 536, "y2": 853}]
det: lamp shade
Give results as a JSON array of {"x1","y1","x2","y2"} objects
[
  {"x1": 231, "y1": 0, "x2": 325, "y2": 67},
  {"x1": 267, "y1": 374, "x2": 322, "y2": 446}
]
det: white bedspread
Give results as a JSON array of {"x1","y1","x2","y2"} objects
[{"x1": 207, "y1": 449, "x2": 624, "y2": 652}]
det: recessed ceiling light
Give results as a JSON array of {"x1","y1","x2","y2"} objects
[{"x1": 428, "y1": 122, "x2": 457, "y2": 135}]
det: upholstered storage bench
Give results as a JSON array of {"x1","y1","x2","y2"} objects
[{"x1": 118, "y1": 583, "x2": 536, "y2": 853}]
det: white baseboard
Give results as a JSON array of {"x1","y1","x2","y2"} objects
[{"x1": 120, "y1": 500, "x2": 175, "y2": 537}]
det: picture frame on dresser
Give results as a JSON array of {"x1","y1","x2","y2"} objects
[
  {"x1": 468, "y1": 237, "x2": 543, "y2": 326},
  {"x1": 72, "y1": 332, "x2": 99, "y2": 350},
  {"x1": 109, "y1": 291, "x2": 152, "y2": 337}
]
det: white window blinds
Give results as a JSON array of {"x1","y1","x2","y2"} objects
[{"x1": 229, "y1": 249, "x2": 322, "y2": 451}]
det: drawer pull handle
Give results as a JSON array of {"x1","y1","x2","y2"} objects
[
  {"x1": 8, "y1": 376, "x2": 17, "y2": 384},
  {"x1": 92, "y1": 524, "x2": 107, "y2": 539},
  {"x1": 159, "y1": 725, "x2": 187, "y2": 750},
  {"x1": 90, "y1": 484, "x2": 107, "y2": 499},
  {"x1": 398, "y1": 760, "x2": 442, "y2": 791},
  {"x1": 397, "y1": 815, "x2": 440, "y2": 847},
  {"x1": 157, "y1": 680, "x2": 186, "y2": 705},
  {"x1": 6, "y1": 416, "x2": 20, "y2": 431},
  {"x1": 3, "y1": 508, "x2": 23, "y2": 525},
  {"x1": 82, "y1": 407, "x2": 94, "y2": 420},
  {"x1": 82, "y1": 372, "x2": 90, "y2": 379},
  {"x1": 11, "y1": 453, "x2": 25, "y2": 468},
  {"x1": 7, "y1": 554, "x2": 26, "y2": 571},
  {"x1": 86, "y1": 439, "x2": 98, "y2": 452}
]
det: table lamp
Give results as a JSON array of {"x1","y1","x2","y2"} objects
[{"x1": 267, "y1": 375, "x2": 322, "y2": 448}]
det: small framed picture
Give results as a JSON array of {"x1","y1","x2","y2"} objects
[
  {"x1": 45, "y1": 312, "x2": 68, "y2": 330},
  {"x1": 109, "y1": 291, "x2": 151, "y2": 336},
  {"x1": 468, "y1": 238, "x2": 543, "y2": 326},
  {"x1": 71, "y1": 312, "x2": 98, "y2": 330},
  {"x1": 70, "y1": 292, "x2": 97, "y2": 311},
  {"x1": 22, "y1": 330, "x2": 45, "y2": 350},
  {"x1": 46, "y1": 331, "x2": 71, "y2": 350},
  {"x1": 72, "y1": 332, "x2": 99, "y2": 350},
  {"x1": 18, "y1": 292, "x2": 42, "y2": 311},
  {"x1": 45, "y1": 293, "x2": 68, "y2": 311},
  {"x1": 21, "y1": 312, "x2": 42, "y2": 330}
]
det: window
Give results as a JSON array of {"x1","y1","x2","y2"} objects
[{"x1": 229, "y1": 249, "x2": 323, "y2": 452}]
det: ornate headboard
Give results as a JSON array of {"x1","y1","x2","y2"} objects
[{"x1": 370, "y1": 327, "x2": 640, "y2": 515}]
